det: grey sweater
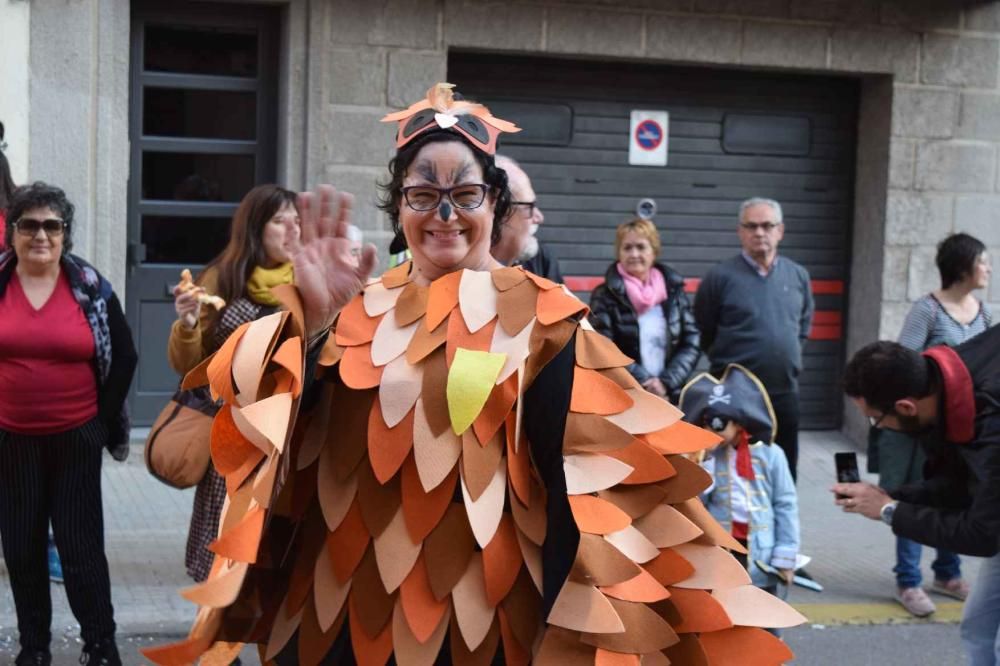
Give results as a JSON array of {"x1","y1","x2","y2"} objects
[{"x1": 694, "y1": 254, "x2": 814, "y2": 395}]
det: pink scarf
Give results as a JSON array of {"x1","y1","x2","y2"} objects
[{"x1": 616, "y1": 263, "x2": 667, "y2": 315}]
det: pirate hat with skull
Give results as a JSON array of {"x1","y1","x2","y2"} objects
[{"x1": 678, "y1": 363, "x2": 777, "y2": 444}]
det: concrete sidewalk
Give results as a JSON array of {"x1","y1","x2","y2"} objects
[{"x1": 0, "y1": 432, "x2": 975, "y2": 662}]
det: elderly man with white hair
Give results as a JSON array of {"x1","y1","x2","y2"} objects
[
  {"x1": 491, "y1": 155, "x2": 563, "y2": 283},
  {"x1": 694, "y1": 197, "x2": 814, "y2": 481}
]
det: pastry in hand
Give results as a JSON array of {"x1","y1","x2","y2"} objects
[{"x1": 178, "y1": 268, "x2": 226, "y2": 310}]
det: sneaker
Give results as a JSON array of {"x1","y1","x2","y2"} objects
[
  {"x1": 896, "y1": 586, "x2": 936, "y2": 617},
  {"x1": 47, "y1": 538, "x2": 63, "y2": 584},
  {"x1": 932, "y1": 577, "x2": 970, "y2": 601},
  {"x1": 14, "y1": 649, "x2": 52, "y2": 666},
  {"x1": 79, "y1": 639, "x2": 121, "y2": 666}
]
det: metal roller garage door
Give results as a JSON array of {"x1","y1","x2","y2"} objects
[{"x1": 449, "y1": 52, "x2": 858, "y2": 429}]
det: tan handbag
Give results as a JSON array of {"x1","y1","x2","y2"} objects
[{"x1": 144, "y1": 387, "x2": 218, "y2": 489}]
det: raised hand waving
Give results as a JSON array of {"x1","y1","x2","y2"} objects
[{"x1": 290, "y1": 185, "x2": 378, "y2": 339}]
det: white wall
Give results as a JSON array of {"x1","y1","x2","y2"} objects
[{"x1": 0, "y1": 0, "x2": 30, "y2": 182}]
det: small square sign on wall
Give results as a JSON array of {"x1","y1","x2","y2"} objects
[{"x1": 628, "y1": 110, "x2": 669, "y2": 167}]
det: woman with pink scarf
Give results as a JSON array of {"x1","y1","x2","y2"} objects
[{"x1": 589, "y1": 217, "x2": 701, "y2": 402}]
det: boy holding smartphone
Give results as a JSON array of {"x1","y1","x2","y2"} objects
[{"x1": 680, "y1": 364, "x2": 800, "y2": 618}]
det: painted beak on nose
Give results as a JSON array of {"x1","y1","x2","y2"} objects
[{"x1": 437, "y1": 201, "x2": 452, "y2": 222}]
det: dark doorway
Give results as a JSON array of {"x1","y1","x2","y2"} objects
[{"x1": 127, "y1": 1, "x2": 279, "y2": 424}]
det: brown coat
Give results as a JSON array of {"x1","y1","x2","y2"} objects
[{"x1": 166, "y1": 267, "x2": 221, "y2": 376}]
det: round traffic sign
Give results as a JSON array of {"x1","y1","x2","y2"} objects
[{"x1": 634, "y1": 119, "x2": 663, "y2": 151}]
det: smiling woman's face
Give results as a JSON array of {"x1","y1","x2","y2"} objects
[{"x1": 400, "y1": 140, "x2": 498, "y2": 285}]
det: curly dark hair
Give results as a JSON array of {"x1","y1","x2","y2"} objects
[
  {"x1": 5, "y1": 181, "x2": 75, "y2": 254},
  {"x1": 937, "y1": 232, "x2": 986, "y2": 289},
  {"x1": 377, "y1": 131, "x2": 511, "y2": 247},
  {"x1": 843, "y1": 341, "x2": 936, "y2": 414}
]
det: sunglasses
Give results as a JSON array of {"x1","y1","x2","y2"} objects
[{"x1": 15, "y1": 218, "x2": 66, "y2": 237}]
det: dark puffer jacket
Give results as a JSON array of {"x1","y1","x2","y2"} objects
[{"x1": 588, "y1": 262, "x2": 701, "y2": 400}]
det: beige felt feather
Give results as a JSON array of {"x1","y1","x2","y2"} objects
[
  {"x1": 489, "y1": 317, "x2": 535, "y2": 385},
  {"x1": 373, "y1": 506, "x2": 422, "y2": 594},
  {"x1": 458, "y1": 269, "x2": 499, "y2": 333},
  {"x1": 371, "y1": 313, "x2": 420, "y2": 367},
  {"x1": 547, "y1": 581, "x2": 625, "y2": 634},
  {"x1": 412, "y1": 398, "x2": 463, "y2": 492},
  {"x1": 564, "y1": 454, "x2": 635, "y2": 495},
  {"x1": 604, "y1": 526, "x2": 660, "y2": 564},
  {"x1": 379, "y1": 354, "x2": 424, "y2": 428},
  {"x1": 632, "y1": 505, "x2": 703, "y2": 549},
  {"x1": 461, "y1": 461, "x2": 507, "y2": 549},
  {"x1": 451, "y1": 553, "x2": 496, "y2": 651},
  {"x1": 363, "y1": 280, "x2": 404, "y2": 317},
  {"x1": 711, "y1": 585, "x2": 807, "y2": 628}
]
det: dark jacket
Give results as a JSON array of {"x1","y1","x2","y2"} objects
[
  {"x1": 588, "y1": 262, "x2": 700, "y2": 399},
  {"x1": 890, "y1": 324, "x2": 1000, "y2": 556},
  {"x1": 519, "y1": 243, "x2": 564, "y2": 284},
  {"x1": 0, "y1": 250, "x2": 137, "y2": 459}
]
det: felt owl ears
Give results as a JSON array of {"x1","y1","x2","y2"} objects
[{"x1": 381, "y1": 82, "x2": 520, "y2": 155}]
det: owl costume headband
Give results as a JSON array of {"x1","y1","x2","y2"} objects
[{"x1": 381, "y1": 82, "x2": 520, "y2": 155}]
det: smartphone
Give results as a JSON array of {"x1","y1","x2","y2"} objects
[{"x1": 834, "y1": 452, "x2": 860, "y2": 499}]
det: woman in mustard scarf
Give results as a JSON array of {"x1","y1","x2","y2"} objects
[{"x1": 167, "y1": 183, "x2": 300, "y2": 583}]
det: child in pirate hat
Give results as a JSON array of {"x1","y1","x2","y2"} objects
[{"x1": 680, "y1": 363, "x2": 800, "y2": 605}]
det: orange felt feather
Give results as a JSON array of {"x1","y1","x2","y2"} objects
[
  {"x1": 211, "y1": 405, "x2": 261, "y2": 476},
  {"x1": 482, "y1": 515, "x2": 522, "y2": 607},
  {"x1": 335, "y1": 296, "x2": 381, "y2": 347},
  {"x1": 699, "y1": 626, "x2": 794, "y2": 665},
  {"x1": 472, "y1": 374, "x2": 517, "y2": 447},
  {"x1": 208, "y1": 505, "x2": 264, "y2": 563},
  {"x1": 641, "y1": 420, "x2": 723, "y2": 455},
  {"x1": 446, "y1": 312, "x2": 497, "y2": 367},
  {"x1": 570, "y1": 367, "x2": 635, "y2": 415},
  {"x1": 605, "y1": 440, "x2": 676, "y2": 485},
  {"x1": 399, "y1": 553, "x2": 450, "y2": 644},
  {"x1": 401, "y1": 455, "x2": 457, "y2": 543},
  {"x1": 425, "y1": 270, "x2": 462, "y2": 331},
  {"x1": 367, "y1": 397, "x2": 415, "y2": 484},
  {"x1": 339, "y1": 343, "x2": 384, "y2": 390},
  {"x1": 666, "y1": 587, "x2": 733, "y2": 634},
  {"x1": 568, "y1": 495, "x2": 632, "y2": 535},
  {"x1": 536, "y1": 285, "x2": 587, "y2": 325}
]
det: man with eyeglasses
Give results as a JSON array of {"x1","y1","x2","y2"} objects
[
  {"x1": 836, "y1": 328, "x2": 1000, "y2": 665},
  {"x1": 694, "y1": 197, "x2": 814, "y2": 481},
  {"x1": 491, "y1": 155, "x2": 563, "y2": 283}
]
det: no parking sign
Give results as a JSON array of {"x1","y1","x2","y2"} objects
[{"x1": 628, "y1": 110, "x2": 669, "y2": 167}]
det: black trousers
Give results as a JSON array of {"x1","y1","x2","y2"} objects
[
  {"x1": 769, "y1": 391, "x2": 800, "y2": 483},
  {"x1": 0, "y1": 418, "x2": 116, "y2": 650}
]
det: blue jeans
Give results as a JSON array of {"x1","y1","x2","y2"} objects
[
  {"x1": 962, "y1": 553, "x2": 1000, "y2": 665},
  {"x1": 895, "y1": 536, "x2": 961, "y2": 588}
]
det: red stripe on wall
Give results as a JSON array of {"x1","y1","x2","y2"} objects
[{"x1": 565, "y1": 275, "x2": 845, "y2": 341}]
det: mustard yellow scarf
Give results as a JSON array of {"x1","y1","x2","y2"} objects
[{"x1": 246, "y1": 263, "x2": 294, "y2": 306}]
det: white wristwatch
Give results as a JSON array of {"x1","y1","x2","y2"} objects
[{"x1": 880, "y1": 500, "x2": 899, "y2": 526}]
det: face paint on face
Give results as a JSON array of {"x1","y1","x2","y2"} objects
[{"x1": 438, "y1": 200, "x2": 452, "y2": 223}]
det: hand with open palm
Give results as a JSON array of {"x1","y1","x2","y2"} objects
[{"x1": 290, "y1": 185, "x2": 378, "y2": 339}]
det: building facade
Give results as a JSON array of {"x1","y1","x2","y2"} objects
[{"x1": 2, "y1": 0, "x2": 999, "y2": 437}]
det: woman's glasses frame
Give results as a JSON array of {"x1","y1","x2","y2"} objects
[{"x1": 400, "y1": 184, "x2": 489, "y2": 212}]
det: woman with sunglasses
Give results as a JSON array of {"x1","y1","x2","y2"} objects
[
  {"x1": 148, "y1": 84, "x2": 801, "y2": 665},
  {"x1": 0, "y1": 182, "x2": 137, "y2": 666}
]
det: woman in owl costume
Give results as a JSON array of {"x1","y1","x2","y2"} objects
[{"x1": 144, "y1": 84, "x2": 804, "y2": 666}]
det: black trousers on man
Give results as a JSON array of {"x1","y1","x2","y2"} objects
[
  {"x1": 769, "y1": 391, "x2": 800, "y2": 482},
  {"x1": 0, "y1": 418, "x2": 116, "y2": 651}
]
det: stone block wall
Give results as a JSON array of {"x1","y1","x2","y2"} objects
[{"x1": 311, "y1": 1, "x2": 1000, "y2": 340}]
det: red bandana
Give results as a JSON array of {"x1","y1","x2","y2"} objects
[
  {"x1": 735, "y1": 429, "x2": 755, "y2": 481},
  {"x1": 923, "y1": 346, "x2": 976, "y2": 444}
]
